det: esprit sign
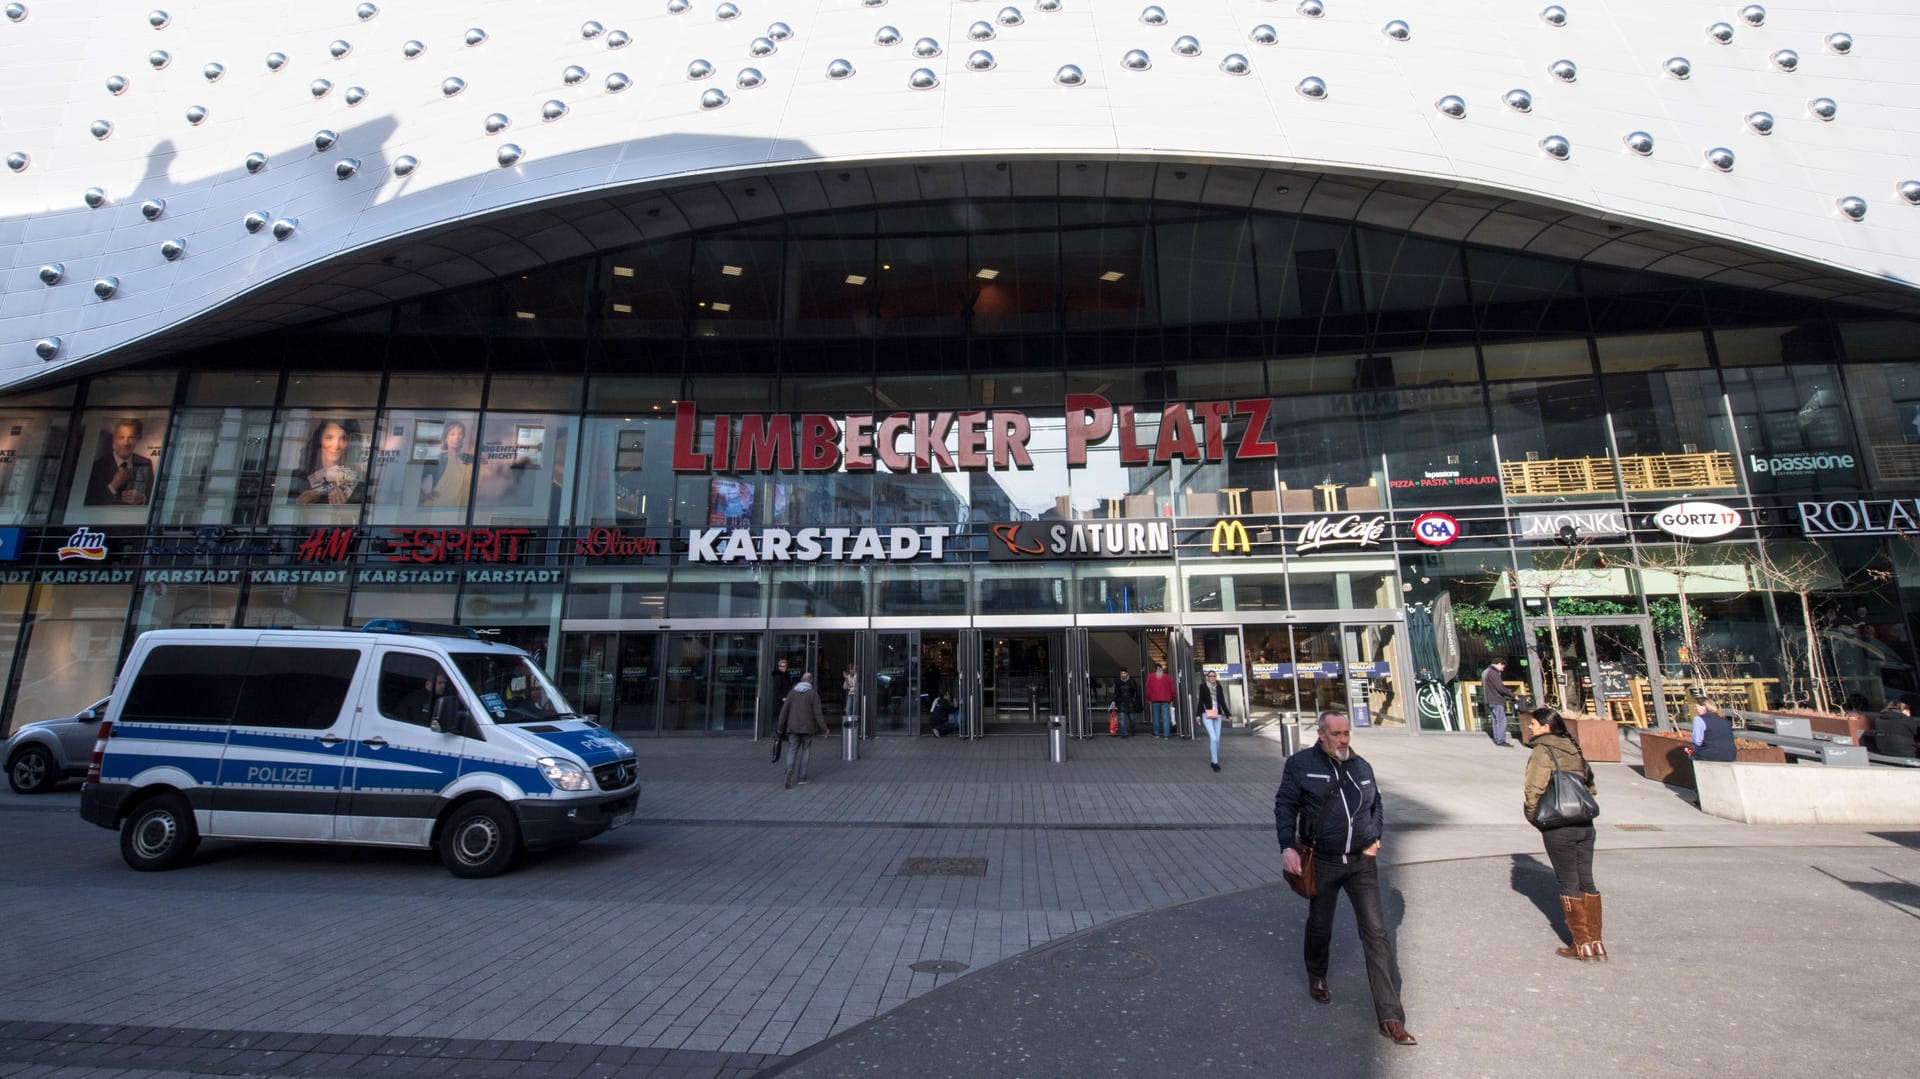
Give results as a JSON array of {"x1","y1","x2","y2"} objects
[
  {"x1": 687, "y1": 525, "x2": 951, "y2": 563},
  {"x1": 668, "y1": 395, "x2": 1281, "y2": 474},
  {"x1": 1797, "y1": 498, "x2": 1920, "y2": 537},
  {"x1": 1411, "y1": 512, "x2": 1460, "y2": 547},
  {"x1": 987, "y1": 520, "x2": 1171, "y2": 561},
  {"x1": 1652, "y1": 501, "x2": 1742, "y2": 539},
  {"x1": 1295, "y1": 514, "x2": 1388, "y2": 554}
]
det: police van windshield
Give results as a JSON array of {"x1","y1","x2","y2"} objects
[{"x1": 449, "y1": 653, "x2": 576, "y2": 724}]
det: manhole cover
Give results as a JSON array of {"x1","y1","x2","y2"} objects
[
  {"x1": 1615, "y1": 823, "x2": 1662, "y2": 832},
  {"x1": 1049, "y1": 945, "x2": 1160, "y2": 981},
  {"x1": 909, "y1": 959, "x2": 970, "y2": 974},
  {"x1": 897, "y1": 857, "x2": 988, "y2": 877}
]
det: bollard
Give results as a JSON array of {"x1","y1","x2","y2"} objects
[
  {"x1": 1048, "y1": 715, "x2": 1067, "y2": 763},
  {"x1": 1028, "y1": 685, "x2": 1041, "y2": 725},
  {"x1": 842, "y1": 721, "x2": 859, "y2": 762}
]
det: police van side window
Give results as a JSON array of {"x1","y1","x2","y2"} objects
[
  {"x1": 235, "y1": 647, "x2": 360, "y2": 730},
  {"x1": 378, "y1": 653, "x2": 455, "y2": 728},
  {"x1": 122, "y1": 645, "x2": 249, "y2": 725}
]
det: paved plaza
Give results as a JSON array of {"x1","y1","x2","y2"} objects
[{"x1": 1, "y1": 729, "x2": 1913, "y2": 1078}]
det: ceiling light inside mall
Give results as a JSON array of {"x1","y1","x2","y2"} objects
[
  {"x1": 611, "y1": 303, "x2": 633, "y2": 313},
  {"x1": 721, "y1": 264, "x2": 743, "y2": 276},
  {"x1": 976, "y1": 268, "x2": 1000, "y2": 280},
  {"x1": 613, "y1": 266, "x2": 634, "y2": 277},
  {"x1": 515, "y1": 311, "x2": 536, "y2": 320},
  {"x1": 845, "y1": 274, "x2": 867, "y2": 285},
  {"x1": 1099, "y1": 271, "x2": 1125, "y2": 282},
  {"x1": 712, "y1": 302, "x2": 733, "y2": 312}
]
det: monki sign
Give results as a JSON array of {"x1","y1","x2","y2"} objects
[{"x1": 669, "y1": 395, "x2": 1281, "y2": 474}]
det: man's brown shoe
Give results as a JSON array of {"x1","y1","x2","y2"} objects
[
  {"x1": 1307, "y1": 976, "x2": 1330, "y2": 1004},
  {"x1": 1379, "y1": 1020, "x2": 1417, "y2": 1046}
]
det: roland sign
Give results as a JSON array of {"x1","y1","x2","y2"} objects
[{"x1": 1651, "y1": 501, "x2": 1742, "y2": 539}]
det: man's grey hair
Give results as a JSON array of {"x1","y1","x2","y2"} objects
[{"x1": 1317, "y1": 710, "x2": 1350, "y2": 731}]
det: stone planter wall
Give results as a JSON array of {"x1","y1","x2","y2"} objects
[{"x1": 1640, "y1": 730, "x2": 1787, "y2": 789}]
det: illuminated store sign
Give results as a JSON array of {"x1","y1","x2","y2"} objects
[
  {"x1": 1210, "y1": 519, "x2": 1252, "y2": 554},
  {"x1": 987, "y1": 520, "x2": 1171, "y2": 561},
  {"x1": 668, "y1": 394, "x2": 1280, "y2": 474},
  {"x1": 574, "y1": 527, "x2": 661, "y2": 558},
  {"x1": 57, "y1": 526, "x2": 108, "y2": 561},
  {"x1": 1747, "y1": 452, "x2": 1854, "y2": 475},
  {"x1": 1516, "y1": 510, "x2": 1626, "y2": 541},
  {"x1": 1411, "y1": 512, "x2": 1460, "y2": 547},
  {"x1": 687, "y1": 525, "x2": 952, "y2": 563},
  {"x1": 1389, "y1": 469, "x2": 1499, "y2": 492},
  {"x1": 1295, "y1": 514, "x2": 1389, "y2": 554},
  {"x1": 1652, "y1": 501, "x2": 1742, "y2": 539},
  {"x1": 381, "y1": 527, "x2": 534, "y2": 564},
  {"x1": 1797, "y1": 498, "x2": 1920, "y2": 537}
]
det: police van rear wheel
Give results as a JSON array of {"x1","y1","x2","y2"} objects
[
  {"x1": 120, "y1": 792, "x2": 199, "y2": 871},
  {"x1": 439, "y1": 799, "x2": 520, "y2": 878}
]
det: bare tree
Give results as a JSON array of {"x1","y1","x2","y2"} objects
[
  {"x1": 1503, "y1": 533, "x2": 1611, "y2": 711},
  {"x1": 1743, "y1": 539, "x2": 1890, "y2": 714}
]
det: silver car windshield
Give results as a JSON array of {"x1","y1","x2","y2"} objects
[{"x1": 449, "y1": 653, "x2": 575, "y2": 725}]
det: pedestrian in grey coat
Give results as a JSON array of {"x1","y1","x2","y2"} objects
[
  {"x1": 778, "y1": 672, "x2": 830, "y2": 788},
  {"x1": 1481, "y1": 659, "x2": 1520, "y2": 747}
]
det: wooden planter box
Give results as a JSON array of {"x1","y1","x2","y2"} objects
[
  {"x1": 1640, "y1": 730, "x2": 1788, "y2": 789},
  {"x1": 1562, "y1": 715, "x2": 1621, "y2": 763}
]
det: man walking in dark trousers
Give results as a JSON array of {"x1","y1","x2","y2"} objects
[
  {"x1": 1274, "y1": 710, "x2": 1416, "y2": 1047},
  {"x1": 1481, "y1": 658, "x2": 1520, "y2": 747}
]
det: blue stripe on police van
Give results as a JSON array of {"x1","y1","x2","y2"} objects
[
  {"x1": 102, "y1": 750, "x2": 221, "y2": 785},
  {"x1": 111, "y1": 723, "x2": 230, "y2": 746}
]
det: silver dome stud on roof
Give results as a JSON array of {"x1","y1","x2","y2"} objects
[
  {"x1": 580, "y1": 20, "x2": 603, "y2": 39},
  {"x1": 862, "y1": 0, "x2": 884, "y2": 5},
  {"x1": 271, "y1": 217, "x2": 297, "y2": 240},
  {"x1": 1900, "y1": 181, "x2": 1920, "y2": 205},
  {"x1": 966, "y1": 50, "x2": 995, "y2": 71},
  {"x1": 1708, "y1": 23, "x2": 1734, "y2": 45},
  {"x1": 875, "y1": 26, "x2": 901, "y2": 46},
  {"x1": 1837, "y1": 196, "x2": 1867, "y2": 221},
  {"x1": 1624, "y1": 131, "x2": 1654, "y2": 155},
  {"x1": 310, "y1": 78, "x2": 332, "y2": 98},
  {"x1": 160, "y1": 237, "x2": 185, "y2": 260},
  {"x1": 93, "y1": 277, "x2": 118, "y2": 300},
  {"x1": 1121, "y1": 49, "x2": 1150, "y2": 71},
  {"x1": 1298, "y1": 1, "x2": 1324, "y2": 17},
  {"x1": 244, "y1": 151, "x2": 267, "y2": 173},
  {"x1": 1771, "y1": 50, "x2": 1798, "y2": 72},
  {"x1": 827, "y1": 58, "x2": 855, "y2": 79},
  {"x1": 329, "y1": 40, "x2": 351, "y2": 60},
  {"x1": 464, "y1": 28, "x2": 486, "y2": 46},
  {"x1": 913, "y1": 37, "x2": 941, "y2": 58},
  {"x1": 148, "y1": 49, "x2": 170, "y2": 69},
  {"x1": 345, "y1": 85, "x2": 366, "y2": 106},
  {"x1": 541, "y1": 99, "x2": 568, "y2": 121},
  {"x1": 243, "y1": 210, "x2": 267, "y2": 232},
  {"x1": 1037, "y1": 0, "x2": 1061, "y2": 10},
  {"x1": 202, "y1": 62, "x2": 222, "y2": 81},
  {"x1": 5, "y1": 4, "x2": 26, "y2": 23},
  {"x1": 1250, "y1": 24, "x2": 1276, "y2": 45},
  {"x1": 1826, "y1": 33, "x2": 1853, "y2": 55},
  {"x1": 484, "y1": 113, "x2": 510, "y2": 134},
  {"x1": 147, "y1": 9, "x2": 169, "y2": 29},
  {"x1": 1540, "y1": 5, "x2": 1567, "y2": 27},
  {"x1": 700, "y1": 87, "x2": 728, "y2": 108},
  {"x1": 140, "y1": 197, "x2": 165, "y2": 220},
  {"x1": 1435, "y1": 95, "x2": 1465, "y2": 119},
  {"x1": 356, "y1": 3, "x2": 378, "y2": 20},
  {"x1": 5, "y1": 151, "x2": 26, "y2": 172},
  {"x1": 736, "y1": 67, "x2": 764, "y2": 88},
  {"x1": 393, "y1": 155, "x2": 418, "y2": 177},
  {"x1": 997, "y1": 7, "x2": 1023, "y2": 27},
  {"x1": 1549, "y1": 59, "x2": 1576, "y2": 82},
  {"x1": 688, "y1": 59, "x2": 713, "y2": 79},
  {"x1": 35, "y1": 339, "x2": 60, "y2": 361},
  {"x1": 495, "y1": 144, "x2": 522, "y2": 167},
  {"x1": 1296, "y1": 75, "x2": 1327, "y2": 99},
  {"x1": 1745, "y1": 111, "x2": 1775, "y2": 135},
  {"x1": 313, "y1": 129, "x2": 337, "y2": 151},
  {"x1": 37, "y1": 264, "x2": 61, "y2": 285},
  {"x1": 1808, "y1": 97, "x2": 1837, "y2": 121},
  {"x1": 334, "y1": 158, "x2": 358, "y2": 180},
  {"x1": 768, "y1": 22, "x2": 793, "y2": 40},
  {"x1": 403, "y1": 39, "x2": 425, "y2": 59},
  {"x1": 607, "y1": 30, "x2": 630, "y2": 49},
  {"x1": 441, "y1": 77, "x2": 465, "y2": 96},
  {"x1": 1706, "y1": 147, "x2": 1735, "y2": 171},
  {"x1": 909, "y1": 67, "x2": 939, "y2": 90},
  {"x1": 1540, "y1": 135, "x2": 1571, "y2": 160},
  {"x1": 717, "y1": 3, "x2": 740, "y2": 20},
  {"x1": 563, "y1": 65, "x2": 588, "y2": 84},
  {"x1": 1140, "y1": 6, "x2": 1166, "y2": 26},
  {"x1": 90, "y1": 119, "x2": 113, "y2": 140},
  {"x1": 605, "y1": 71, "x2": 631, "y2": 92},
  {"x1": 1220, "y1": 53, "x2": 1250, "y2": 75},
  {"x1": 968, "y1": 21, "x2": 994, "y2": 41},
  {"x1": 750, "y1": 37, "x2": 776, "y2": 57},
  {"x1": 1665, "y1": 56, "x2": 1691, "y2": 79},
  {"x1": 107, "y1": 74, "x2": 129, "y2": 94},
  {"x1": 1739, "y1": 5, "x2": 1765, "y2": 27},
  {"x1": 265, "y1": 51, "x2": 287, "y2": 71},
  {"x1": 670, "y1": 0, "x2": 690, "y2": 12},
  {"x1": 1383, "y1": 20, "x2": 1410, "y2": 42},
  {"x1": 1054, "y1": 64, "x2": 1084, "y2": 86},
  {"x1": 1172, "y1": 36, "x2": 1200, "y2": 56}
]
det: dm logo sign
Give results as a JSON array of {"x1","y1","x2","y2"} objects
[
  {"x1": 1652, "y1": 501, "x2": 1741, "y2": 540},
  {"x1": 1411, "y1": 512, "x2": 1460, "y2": 547}
]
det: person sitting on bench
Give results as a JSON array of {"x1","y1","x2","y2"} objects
[{"x1": 1876, "y1": 699, "x2": 1918, "y2": 760}]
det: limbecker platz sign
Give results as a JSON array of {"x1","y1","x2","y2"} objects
[{"x1": 669, "y1": 396, "x2": 1281, "y2": 474}]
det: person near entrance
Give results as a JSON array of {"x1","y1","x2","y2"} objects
[
  {"x1": 777, "y1": 671, "x2": 829, "y2": 787},
  {"x1": 1196, "y1": 669, "x2": 1232, "y2": 772},
  {"x1": 1146, "y1": 662, "x2": 1176, "y2": 738},
  {"x1": 928, "y1": 689, "x2": 959, "y2": 738},
  {"x1": 1523, "y1": 706, "x2": 1607, "y2": 962},
  {"x1": 1481, "y1": 658, "x2": 1521, "y2": 747},
  {"x1": 1112, "y1": 667, "x2": 1142, "y2": 738},
  {"x1": 764, "y1": 657, "x2": 796, "y2": 737},
  {"x1": 1274, "y1": 710, "x2": 1416, "y2": 1047},
  {"x1": 1688, "y1": 694, "x2": 1737, "y2": 763}
]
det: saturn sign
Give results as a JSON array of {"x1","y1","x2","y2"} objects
[{"x1": 1652, "y1": 501, "x2": 1742, "y2": 539}]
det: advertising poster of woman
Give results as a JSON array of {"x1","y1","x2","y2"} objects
[{"x1": 274, "y1": 412, "x2": 371, "y2": 520}]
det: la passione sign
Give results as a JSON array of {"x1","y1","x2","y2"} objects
[{"x1": 669, "y1": 395, "x2": 1281, "y2": 473}]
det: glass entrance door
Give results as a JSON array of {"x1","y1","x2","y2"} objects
[
  {"x1": 1527, "y1": 616, "x2": 1667, "y2": 728},
  {"x1": 1192, "y1": 626, "x2": 1247, "y2": 726},
  {"x1": 1239, "y1": 622, "x2": 1410, "y2": 728},
  {"x1": 980, "y1": 630, "x2": 1063, "y2": 732},
  {"x1": 1343, "y1": 623, "x2": 1407, "y2": 728}
]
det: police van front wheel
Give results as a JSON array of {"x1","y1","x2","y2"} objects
[
  {"x1": 438, "y1": 799, "x2": 520, "y2": 878},
  {"x1": 119, "y1": 792, "x2": 200, "y2": 871}
]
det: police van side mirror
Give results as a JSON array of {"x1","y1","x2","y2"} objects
[{"x1": 430, "y1": 696, "x2": 471, "y2": 736}]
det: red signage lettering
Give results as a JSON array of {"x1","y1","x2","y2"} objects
[
  {"x1": 298, "y1": 528, "x2": 356, "y2": 563},
  {"x1": 384, "y1": 528, "x2": 532, "y2": 564},
  {"x1": 573, "y1": 527, "x2": 660, "y2": 558}
]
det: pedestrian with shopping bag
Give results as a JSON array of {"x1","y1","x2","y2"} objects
[{"x1": 1522, "y1": 706, "x2": 1606, "y2": 961}]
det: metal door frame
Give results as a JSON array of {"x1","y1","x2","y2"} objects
[
  {"x1": 1170, "y1": 625, "x2": 1194, "y2": 739},
  {"x1": 958, "y1": 629, "x2": 983, "y2": 739},
  {"x1": 1521, "y1": 614, "x2": 1668, "y2": 729},
  {"x1": 1337, "y1": 620, "x2": 1415, "y2": 732}
]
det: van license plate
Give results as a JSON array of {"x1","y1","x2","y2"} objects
[{"x1": 611, "y1": 809, "x2": 634, "y2": 829}]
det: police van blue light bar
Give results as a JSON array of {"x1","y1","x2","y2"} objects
[{"x1": 360, "y1": 618, "x2": 481, "y2": 640}]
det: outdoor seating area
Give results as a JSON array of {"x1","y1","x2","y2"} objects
[{"x1": 1499, "y1": 450, "x2": 1738, "y2": 497}]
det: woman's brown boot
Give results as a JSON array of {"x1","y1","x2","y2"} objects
[
  {"x1": 1583, "y1": 893, "x2": 1608, "y2": 960},
  {"x1": 1556, "y1": 895, "x2": 1586, "y2": 960}
]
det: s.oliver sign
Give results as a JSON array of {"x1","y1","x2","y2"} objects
[
  {"x1": 1797, "y1": 498, "x2": 1920, "y2": 537},
  {"x1": 1652, "y1": 501, "x2": 1742, "y2": 539}
]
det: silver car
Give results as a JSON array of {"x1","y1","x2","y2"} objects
[{"x1": 5, "y1": 698, "x2": 108, "y2": 794}]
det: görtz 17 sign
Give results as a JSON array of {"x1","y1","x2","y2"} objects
[{"x1": 1652, "y1": 501, "x2": 1742, "y2": 539}]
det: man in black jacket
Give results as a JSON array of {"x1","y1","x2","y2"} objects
[{"x1": 1274, "y1": 710, "x2": 1416, "y2": 1047}]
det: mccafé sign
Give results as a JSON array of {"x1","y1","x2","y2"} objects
[{"x1": 669, "y1": 395, "x2": 1280, "y2": 474}]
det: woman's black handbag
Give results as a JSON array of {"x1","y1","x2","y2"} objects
[{"x1": 1533, "y1": 746, "x2": 1599, "y2": 828}]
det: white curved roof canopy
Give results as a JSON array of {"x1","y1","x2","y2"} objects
[{"x1": 3, "y1": 1, "x2": 1917, "y2": 388}]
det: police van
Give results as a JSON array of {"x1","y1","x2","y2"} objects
[{"x1": 78, "y1": 621, "x2": 639, "y2": 878}]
